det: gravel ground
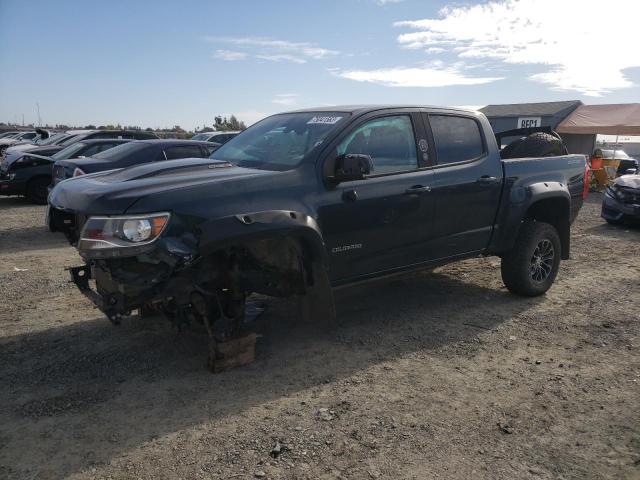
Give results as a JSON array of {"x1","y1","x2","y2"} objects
[{"x1": 0, "y1": 194, "x2": 638, "y2": 480}]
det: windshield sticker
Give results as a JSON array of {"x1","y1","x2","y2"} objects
[{"x1": 307, "y1": 116, "x2": 342, "y2": 125}]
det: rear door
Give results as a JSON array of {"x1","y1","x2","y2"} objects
[
  {"x1": 422, "y1": 112, "x2": 503, "y2": 259},
  {"x1": 318, "y1": 111, "x2": 436, "y2": 281}
]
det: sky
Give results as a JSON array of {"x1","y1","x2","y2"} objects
[{"x1": 1, "y1": 0, "x2": 639, "y2": 131}]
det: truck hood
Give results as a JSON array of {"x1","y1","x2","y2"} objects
[
  {"x1": 614, "y1": 174, "x2": 640, "y2": 189},
  {"x1": 49, "y1": 158, "x2": 275, "y2": 215}
]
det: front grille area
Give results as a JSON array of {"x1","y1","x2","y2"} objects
[{"x1": 618, "y1": 187, "x2": 640, "y2": 205}]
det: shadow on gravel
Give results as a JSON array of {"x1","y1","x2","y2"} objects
[
  {"x1": 0, "y1": 270, "x2": 542, "y2": 478},
  {"x1": 0, "y1": 196, "x2": 40, "y2": 211},
  {"x1": 583, "y1": 221, "x2": 640, "y2": 239},
  {"x1": 0, "y1": 226, "x2": 69, "y2": 253}
]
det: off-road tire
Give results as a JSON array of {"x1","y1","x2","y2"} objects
[
  {"x1": 501, "y1": 220, "x2": 561, "y2": 296},
  {"x1": 26, "y1": 176, "x2": 50, "y2": 205},
  {"x1": 506, "y1": 132, "x2": 566, "y2": 159},
  {"x1": 500, "y1": 137, "x2": 525, "y2": 159}
]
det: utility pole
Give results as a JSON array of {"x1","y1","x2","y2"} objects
[
  {"x1": 36, "y1": 102, "x2": 42, "y2": 127},
  {"x1": 22, "y1": 114, "x2": 24, "y2": 126}
]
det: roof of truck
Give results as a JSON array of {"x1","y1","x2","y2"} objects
[{"x1": 286, "y1": 105, "x2": 478, "y2": 115}]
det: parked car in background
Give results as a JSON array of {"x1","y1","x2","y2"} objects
[
  {"x1": 0, "y1": 131, "x2": 21, "y2": 139},
  {"x1": 602, "y1": 171, "x2": 640, "y2": 224},
  {"x1": 55, "y1": 129, "x2": 159, "y2": 146},
  {"x1": 0, "y1": 139, "x2": 131, "y2": 204},
  {"x1": 2, "y1": 132, "x2": 75, "y2": 164},
  {"x1": 3, "y1": 129, "x2": 160, "y2": 165},
  {"x1": 191, "y1": 131, "x2": 239, "y2": 144},
  {"x1": 597, "y1": 149, "x2": 640, "y2": 176},
  {"x1": 0, "y1": 131, "x2": 39, "y2": 155},
  {"x1": 51, "y1": 139, "x2": 217, "y2": 186}
]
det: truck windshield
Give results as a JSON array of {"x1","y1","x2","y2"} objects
[{"x1": 211, "y1": 112, "x2": 347, "y2": 171}]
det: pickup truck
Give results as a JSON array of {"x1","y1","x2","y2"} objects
[{"x1": 48, "y1": 106, "x2": 589, "y2": 368}]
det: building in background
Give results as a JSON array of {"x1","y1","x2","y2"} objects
[
  {"x1": 479, "y1": 100, "x2": 593, "y2": 154},
  {"x1": 480, "y1": 100, "x2": 582, "y2": 134}
]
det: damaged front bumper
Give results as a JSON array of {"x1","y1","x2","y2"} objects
[
  {"x1": 602, "y1": 188, "x2": 640, "y2": 223},
  {"x1": 68, "y1": 258, "x2": 175, "y2": 322},
  {"x1": 66, "y1": 233, "x2": 200, "y2": 322}
]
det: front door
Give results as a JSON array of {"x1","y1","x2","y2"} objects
[{"x1": 317, "y1": 113, "x2": 436, "y2": 282}]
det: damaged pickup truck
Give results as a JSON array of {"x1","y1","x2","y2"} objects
[{"x1": 48, "y1": 106, "x2": 589, "y2": 370}]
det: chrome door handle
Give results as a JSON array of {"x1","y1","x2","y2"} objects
[
  {"x1": 477, "y1": 175, "x2": 499, "y2": 184},
  {"x1": 405, "y1": 185, "x2": 431, "y2": 194}
]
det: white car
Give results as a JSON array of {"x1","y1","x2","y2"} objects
[{"x1": 191, "y1": 131, "x2": 239, "y2": 144}]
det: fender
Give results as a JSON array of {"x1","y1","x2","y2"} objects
[
  {"x1": 489, "y1": 181, "x2": 571, "y2": 258},
  {"x1": 194, "y1": 209, "x2": 328, "y2": 263}
]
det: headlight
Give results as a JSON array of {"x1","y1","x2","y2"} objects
[
  {"x1": 78, "y1": 212, "x2": 170, "y2": 258},
  {"x1": 605, "y1": 185, "x2": 619, "y2": 199}
]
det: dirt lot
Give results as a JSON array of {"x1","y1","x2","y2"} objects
[{"x1": 0, "y1": 194, "x2": 638, "y2": 480}]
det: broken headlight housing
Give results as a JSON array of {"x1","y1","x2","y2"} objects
[
  {"x1": 605, "y1": 185, "x2": 619, "y2": 200},
  {"x1": 78, "y1": 212, "x2": 170, "y2": 258}
]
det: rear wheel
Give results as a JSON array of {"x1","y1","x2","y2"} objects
[
  {"x1": 501, "y1": 221, "x2": 561, "y2": 296},
  {"x1": 26, "y1": 177, "x2": 51, "y2": 205}
]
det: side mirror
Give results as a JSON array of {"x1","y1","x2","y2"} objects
[{"x1": 333, "y1": 154, "x2": 373, "y2": 183}]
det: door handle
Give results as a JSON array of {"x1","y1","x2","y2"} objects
[
  {"x1": 404, "y1": 185, "x2": 431, "y2": 195},
  {"x1": 477, "y1": 175, "x2": 499, "y2": 184}
]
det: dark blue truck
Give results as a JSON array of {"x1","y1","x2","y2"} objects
[{"x1": 48, "y1": 106, "x2": 589, "y2": 368}]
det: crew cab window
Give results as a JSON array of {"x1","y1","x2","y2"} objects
[
  {"x1": 163, "y1": 145, "x2": 205, "y2": 160},
  {"x1": 337, "y1": 116, "x2": 417, "y2": 175},
  {"x1": 429, "y1": 115, "x2": 484, "y2": 164}
]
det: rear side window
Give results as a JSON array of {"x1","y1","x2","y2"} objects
[
  {"x1": 428, "y1": 115, "x2": 484, "y2": 165},
  {"x1": 163, "y1": 145, "x2": 206, "y2": 160}
]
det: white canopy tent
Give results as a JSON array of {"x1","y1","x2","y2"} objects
[{"x1": 557, "y1": 104, "x2": 640, "y2": 136}]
